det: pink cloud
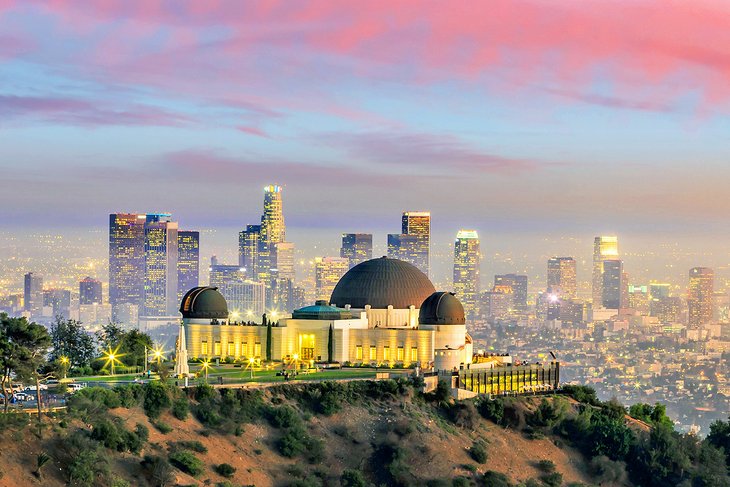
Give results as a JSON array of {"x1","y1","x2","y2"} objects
[
  {"x1": 0, "y1": 95, "x2": 193, "y2": 127},
  {"x1": 236, "y1": 126, "x2": 269, "y2": 138}
]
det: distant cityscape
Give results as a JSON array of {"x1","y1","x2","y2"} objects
[{"x1": 1, "y1": 184, "x2": 728, "y2": 434}]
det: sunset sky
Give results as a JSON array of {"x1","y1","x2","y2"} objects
[{"x1": 2, "y1": 1, "x2": 730, "y2": 236}]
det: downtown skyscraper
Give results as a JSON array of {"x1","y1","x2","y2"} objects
[
  {"x1": 688, "y1": 267, "x2": 714, "y2": 329},
  {"x1": 23, "y1": 272, "x2": 43, "y2": 317},
  {"x1": 109, "y1": 213, "x2": 146, "y2": 319},
  {"x1": 340, "y1": 233, "x2": 373, "y2": 269},
  {"x1": 547, "y1": 257, "x2": 577, "y2": 298},
  {"x1": 387, "y1": 211, "x2": 430, "y2": 277},
  {"x1": 453, "y1": 230, "x2": 480, "y2": 318},
  {"x1": 601, "y1": 259, "x2": 624, "y2": 309},
  {"x1": 79, "y1": 276, "x2": 103, "y2": 305},
  {"x1": 592, "y1": 236, "x2": 619, "y2": 308},
  {"x1": 142, "y1": 213, "x2": 178, "y2": 317},
  {"x1": 177, "y1": 230, "x2": 200, "y2": 301}
]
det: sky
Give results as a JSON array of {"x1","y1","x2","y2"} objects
[{"x1": 2, "y1": 0, "x2": 730, "y2": 241}]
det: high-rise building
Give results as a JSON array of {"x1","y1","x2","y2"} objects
[
  {"x1": 628, "y1": 285, "x2": 650, "y2": 315},
  {"x1": 238, "y1": 224, "x2": 261, "y2": 273},
  {"x1": 387, "y1": 211, "x2": 430, "y2": 276},
  {"x1": 547, "y1": 257, "x2": 577, "y2": 298},
  {"x1": 341, "y1": 233, "x2": 373, "y2": 269},
  {"x1": 23, "y1": 272, "x2": 43, "y2": 316},
  {"x1": 221, "y1": 280, "x2": 266, "y2": 321},
  {"x1": 601, "y1": 259, "x2": 623, "y2": 309},
  {"x1": 260, "y1": 184, "x2": 285, "y2": 243},
  {"x1": 142, "y1": 214, "x2": 179, "y2": 317},
  {"x1": 453, "y1": 230, "x2": 480, "y2": 318},
  {"x1": 315, "y1": 257, "x2": 349, "y2": 302},
  {"x1": 481, "y1": 286, "x2": 513, "y2": 322},
  {"x1": 177, "y1": 231, "x2": 200, "y2": 300},
  {"x1": 494, "y1": 274, "x2": 528, "y2": 313},
  {"x1": 209, "y1": 264, "x2": 246, "y2": 289},
  {"x1": 109, "y1": 213, "x2": 146, "y2": 317},
  {"x1": 592, "y1": 236, "x2": 619, "y2": 307},
  {"x1": 43, "y1": 289, "x2": 71, "y2": 320},
  {"x1": 79, "y1": 277, "x2": 102, "y2": 305},
  {"x1": 649, "y1": 282, "x2": 671, "y2": 300},
  {"x1": 688, "y1": 267, "x2": 714, "y2": 329}
]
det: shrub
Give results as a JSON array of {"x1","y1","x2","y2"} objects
[
  {"x1": 135, "y1": 423, "x2": 149, "y2": 443},
  {"x1": 91, "y1": 418, "x2": 146, "y2": 454},
  {"x1": 171, "y1": 397, "x2": 189, "y2": 420},
  {"x1": 452, "y1": 477, "x2": 470, "y2": 487},
  {"x1": 477, "y1": 398, "x2": 505, "y2": 424},
  {"x1": 143, "y1": 382, "x2": 171, "y2": 419},
  {"x1": 115, "y1": 384, "x2": 144, "y2": 408},
  {"x1": 537, "y1": 459, "x2": 556, "y2": 473},
  {"x1": 340, "y1": 469, "x2": 367, "y2": 487},
  {"x1": 169, "y1": 451, "x2": 204, "y2": 477},
  {"x1": 152, "y1": 421, "x2": 173, "y2": 434},
  {"x1": 589, "y1": 455, "x2": 628, "y2": 485},
  {"x1": 267, "y1": 405, "x2": 301, "y2": 428},
  {"x1": 470, "y1": 441, "x2": 488, "y2": 464},
  {"x1": 448, "y1": 401, "x2": 479, "y2": 429},
  {"x1": 141, "y1": 455, "x2": 174, "y2": 487},
  {"x1": 194, "y1": 382, "x2": 216, "y2": 401},
  {"x1": 67, "y1": 448, "x2": 109, "y2": 487},
  {"x1": 541, "y1": 472, "x2": 563, "y2": 487},
  {"x1": 481, "y1": 471, "x2": 512, "y2": 487},
  {"x1": 171, "y1": 440, "x2": 207, "y2": 453},
  {"x1": 214, "y1": 463, "x2": 236, "y2": 478},
  {"x1": 562, "y1": 385, "x2": 600, "y2": 406},
  {"x1": 278, "y1": 427, "x2": 308, "y2": 458}
]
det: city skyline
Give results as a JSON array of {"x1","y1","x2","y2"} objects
[{"x1": 2, "y1": 2, "x2": 730, "y2": 235}]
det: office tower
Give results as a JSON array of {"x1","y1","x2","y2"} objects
[
  {"x1": 601, "y1": 259, "x2": 623, "y2": 309},
  {"x1": 341, "y1": 233, "x2": 373, "y2": 269},
  {"x1": 273, "y1": 242, "x2": 295, "y2": 280},
  {"x1": 628, "y1": 285, "x2": 650, "y2": 315},
  {"x1": 23, "y1": 272, "x2": 43, "y2": 316},
  {"x1": 177, "y1": 231, "x2": 200, "y2": 300},
  {"x1": 651, "y1": 296, "x2": 682, "y2": 323},
  {"x1": 650, "y1": 282, "x2": 671, "y2": 300},
  {"x1": 592, "y1": 236, "x2": 619, "y2": 307},
  {"x1": 494, "y1": 274, "x2": 528, "y2": 313},
  {"x1": 453, "y1": 230, "x2": 481, "y2": 318},
  {"x1": 43, "y1": 289, "x2": 72, "y2": 320},
  {"x1": 142, "y1": 214, "x2": 179, "y2": 317},
  {"x1": 109, "y1": 213, "x2": 146, "y2": 317},
  {"x1": 221, "y1": 280, "x2": 266, "y2": 320},
  {"x1": 238, "y1": 224, "x2": 261, "y2": 272},
  {"x1": 209, "y1": 264, "x2": 246, "y2": 289},
  {"x1": 387, "y1": 211, "x2": 430, "y2": 276},
  {"x1": 688, "y1": 267, "x2": 714, "y2": 328},
  {"x1": 547, "y1": 257, "x2": 577, "y2": 298},
  {"x1": 79, "y1": 277, "x2": 102, "y2": 305},
  {"x1": 481, "y1": 287, "x2": 513, "y2": 322},
  {"x1": 261, "y1": 184, "x2": 285, "y2": 243},
  {"x1": 315, "y1": 257, "x2": 349, "y2": 302}
]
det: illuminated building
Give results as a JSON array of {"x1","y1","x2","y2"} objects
[
  {"x1": 592, "y1": 236, "x2": 619, "y2": 307},
  {"x1": 109, "y1": 213, "x2": 145, "y2": 319},
  {"x1": 547, "y1": 257, "x2": 576, "y2": 298},
  {"x1": 387, "y1": 211, "x2": 430, "y2": 276},
  {"x1": 494, "y1": 274, "x2": 528, "y2": 313},
  {"x1": 257, "y1": 185, "x2": 289, "y2": 283},
  {"x1": 453, "y1": 230, "x2": 481, "y2": 318},
  {"x1": 79, "y1": 303, "x2": 112, "y2": 331},
  {"x1": 481, "y1": 286, "x2": 513, "y2": 321},
  {"x1": 23, "y1": 272, "x2": 43, "y2": 317},
  {"x1": 238, "y1": 224, "x2": 260, "y2": 272},
  {"x1": 688, "y1": 267, "x2": 714, "y2": 329},
  {"x1": 43, "y1": 289, "x2": 71, "y2": 320},
  {"x1": 315, "y1": 257, "x2": 349, "y2": 301},
  {"x1": 209, "y1": 264, "x2": 246, "y2": 289},
  {"x1": 142, "y1": 213, "x2": 179, "y2": 318},
  {"x1": 222, "y1": 280, "x2": 266, "y2": 320},
  {"x1": 179, "y1": 257, "x2": 472, "y2": 371},
  {"x1": 651, "y1": 296, "x2": 682, "y2": 323},
  {"x1": 79, "y1": 276, "x2": 102, "y2": 305},
  {"x1": 601, "y1": 259, "x2": 623, "y2": 309},
  {"x1": 177, "y1": 231, "x2": 200, "y2": 301},
  {"x1": 628, "y1": 285, "x2": 650, "y2": 315},
  {"x1": 340, "y1": 233, "x2": 373, "y2": 269},
  {"x1": 650, "y1": 282, "x2": 671, "y2": 300}
]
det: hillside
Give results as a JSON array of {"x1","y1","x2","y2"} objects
[{"x1": 0, "y1": 380, "x2": 728, "y2": 487}]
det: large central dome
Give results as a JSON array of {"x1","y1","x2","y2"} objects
[{"x1": 330, "y1": 257, "x2": 436, "y2": 309}]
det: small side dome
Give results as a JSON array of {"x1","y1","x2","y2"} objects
[
  {"x1": 419, "y1": 292, "x2": 466, "y2": 325},
  {"x1": 180, "y1": 286, "x2": 229, "y2": 319},
  {"x1": 292, "y1": 300, "x2": 353, "y2": 320}
]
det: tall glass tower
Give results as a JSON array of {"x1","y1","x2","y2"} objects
[
  {"x1": 109, "y1": 213, "x2": 146, "y2": 315},
  {"x1": 547, "y1": 257, "x2": 577, "y2": 298},
  {"x1": 143, "y1": 214, "x2": 178, "y2": 317},
  {"x1": 453, "y1": 230, "x2": 480, "y2": 318},
  {"x1": 592, "y1": 236, "x2": 619, "y2": 308},
  {"x1": 688, "y1": 267, "x2": 714, "y2": 329},
  {"x1": 341, "y1": 233, "x2": 373, "y2": 269},
  {"x1": 388, "y1": 211, "x2": 430, "y2": 276},
  {"x1": 177, "y1": 230, "x2": 200, "y2": 301}
]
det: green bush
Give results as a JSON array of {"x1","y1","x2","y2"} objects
[
  {"x1": 470, "y1": 441, "x2": 488, "y2": 464},
  {"x1": 90, "y1": 418, "x2": 146, "y2": 454},
  {"x1": 340, "y1": 469, "x2": 367, "y2": 487},
  {"x1": 143, "y1": 382, "x2": 171, "y2": 419},
  {"x1": 114, "y1": 384, "x2": 144, "y2": 408},
  {"x1": 171, "y1": 397, "x2": 189, "y2": 420},
  {"x1": 152, "y1": 421, "x2": 173, "y2": 434},
  {"x1": 477, "y1": 397, "x2": 505, "y2": 424},
  {"x1": 278, "y1": 427, "x2": 308, "y2": 458},
  {"x1": 537, "y1": 459, "x2": 556, "y2": 473},
  {"x1": 171, "y1": 440, "x2": 207, "y2": 453},
  {"x1": 214, "y1": 463, "x2": 236, "y2": 478},
  {"x1": 141, "y1": 455, "x2": 173, "y2": 487},
  {"x1": 541, "y1": 472, "x2": 563, "y2": 487},
  {"x1": 561, "y1": 385, "x2": 600, "y2": 406},
  {"x1": 267, "y1": 405, "x2": 301, "y2": 428},
  {"x1": 169, "y1": 451, "x2": 204, "y2": 477},
  {"x1": 75, "y1": 387, "x2": 122, "y2": 408},
  {"x1": 452, "y1": 477, "x2": 470, "y2": 487},
  {"x1": 481, "y1": 471, "x2": 512, "y2": 487}
]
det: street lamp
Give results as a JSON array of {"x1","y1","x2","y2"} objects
[
  {"x1": 248, "y1": 357, "x2": 255, "y2": 379},
  {"x1": 201, "y1": 359, "x2": 211, "y2": 380},
  {"x1": 60, "y1": 356, "x2": 70, "y2": 379},
  {"x1": 102, "y1": 346, "x2": 123, "y2": 376}
]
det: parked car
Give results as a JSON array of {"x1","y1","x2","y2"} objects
[
  {"x1": 12, "y1": 392, "x2": 35, "y2": 402},
  {"x1": 67, "y1": 383, "x2": 87, "y2": 393}
]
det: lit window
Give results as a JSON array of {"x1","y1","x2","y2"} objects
[
  {"x1": 356, "y1": 346, "x2": 363, "y2": 360},
  {"x1": 201, "y1": 341, "x2": 208, "y2": 356},
  {"x1": 369, "y1": 346, "x2": 376, "y2": 361},
  {"x1": 228, "y1": 342, "x2": 234, "y2": 357},
  {"x1": 383, "y1": 347, "x2": 390, "y2": 361},
  {"x1": 254, "y1": 342, "x2": 261, "y2": 357},
  {"x1": 242, "y1": 342, "x2": 247, "y2": 356},
  {"x1": 214, "y1": 342, "x2": 221, "y2": 356},
  {"x1": 410, "y1": 347, "x2": 418, "y2": 362},
  {"x1": 397, "y1": 347, "x2": 404, "y2": 361}
]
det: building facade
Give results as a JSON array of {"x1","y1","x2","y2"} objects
[
  {"x1": 494, "y1": 274, "x2": 528, "y2": 313},
  {"x1": 341, "y1": 233, "x2": 373, "y2": 269},
  {"x1": 453, "y1": 230, "x2": 481, "y2": 319},
  {"x1": 387, "y1": 211, "x2": 430, "y2": 277},
  {"x1": 177, "y1": 230, "x2": 200, "y2": 301},
  {"x1": 688, "y1": 267, "x2": 714, "y2": 329},
  {"x1": 142, "y1": 213, "x2": 179, "y2": 317},
  {"x1": 592, "y1": 236, "x2": 619, "y2": 308},
  {"x1": 79, "y1": 276, "x2": 102, "y2": 305},
  {"x1": 109, "y1": 213, "x2": 146, "y2": 319},
  {"x1": 314, "y1": 257, "x2": 349, "y2": 301}
]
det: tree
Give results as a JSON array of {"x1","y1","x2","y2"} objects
[
  {"x1": 0, "y1": 314, "x2": 52, "y2": 419},
  {"x1": 49, "y1": 317, "x2": 96, "y2": 369},
  {"x1": 327, "y1": 324, "x2": 334, "y2": 363},
  {"x1": 95, "y1": 323, "x2": 153, "y2": 370},
  {"x1": 97, "y1": 322, "x2": 125, "y2": 350},
  {"x1": 707, "y1": 417, "x2": 730, "y2": 467}
]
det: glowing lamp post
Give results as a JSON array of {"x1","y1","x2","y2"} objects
[
  {"x1": 102, "y1": 346, "x2": 123, "y2": 376},
  {"x1": 201, "y1": 359, "x2": 211, "y2": 381},
  {"x1": 60, "y1": 356, "x2": 70, "y2": 379},
  {"x1": 248, "y1": 357, "x2": 255, "y2": 379}
]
